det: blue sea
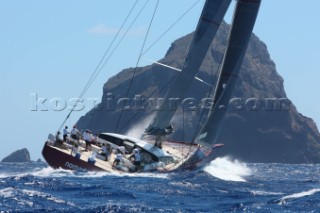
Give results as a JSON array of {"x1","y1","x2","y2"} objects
[{"x1": 1, "y1": 157, "x2": 319, "y2": 212}]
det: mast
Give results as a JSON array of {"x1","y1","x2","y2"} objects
[
  {"x1": 145, "y1": 0, "x2": 231, "y2": 146},
  {"x1": 195, "y1": 0, "x2": 262, "y2": 147}
]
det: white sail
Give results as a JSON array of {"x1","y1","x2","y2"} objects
[
  {"x1": 145, "y1": 0, "x2": 231, "y2": 136},
  {"x1": 196, "y1": 0, "x2": 262, "y2": 147}
]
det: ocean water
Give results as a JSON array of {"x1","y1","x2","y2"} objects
[{"x1": 0, "y1": 157, "x2": 319, "y2": 212}]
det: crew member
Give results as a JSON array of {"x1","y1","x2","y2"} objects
[
  {"x1": 71, "y1": 125, "x2": 80, "y2": 141},
  {"x1": 63, "y1": 126, "x2": 69, "y2": 142},
  {"x1": 112, "y1": 151, "x2": 123, "y2": 168},
  {"x1": 131, "y1": 148, "x2": 141, "y2": 172},
  {"x1": 82, "y1": 129, "x2": 92, "y2": 151}
]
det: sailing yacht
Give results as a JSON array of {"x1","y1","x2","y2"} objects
[{"x1": 42, "y1": 0, "x2": 261, "y2": 173}]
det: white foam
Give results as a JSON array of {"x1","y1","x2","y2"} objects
[
  {"x1": 0, "y1": 187, "x2": 15, "y2": 198},
  {"x1": 0, "y1": 167, "x2": 71, "y2": 179},
  {"x1": 0, "y1": 173, "x2": 9, "y2": 178},
  {"x1": 22, "y1": 189, "x2": 47, "y2": 198},
  {"x1": 31, "y1": 167, "x2": 112, "y2": 178},
  {"x1": 251, "y1": 190, "x2": 283, "y2": 196},
  {"x1": 124, "y1": 172, "x2": 169, "y2": 179},
  {"x1": 17, "y1": 199, "x2": 33, "y2": 207},
  {"x1": 170, "y1": 181, "x2": 200, "y2": 189},
  {"x1": 22, "y1": 189, "x2": 66, "y2": 204},
  {"x1": 31, "y1": 167, "x2": 74, "y2": 177},
  {"x1": 1, "y1": 188, "x2": 67, "y2": 205},
  {"x1": 82, "y1": 170, "x2": 169, "y2": 179},
  {"x1": 203, "y1": 156, "x2": 252, "y2": 182},
  {"x1": 0, "y1": 171, "x2": 22, "y2": 179},
  {"x1": 0, "y1": 188, "x2": 37, "y2": 207},
  {"x1": 1, "y1": 164, "x2": 169, "y2": 179},
  {"x1": 29, "y1": 166, "x2": 169, "y2": 179},
  {"x1": 278, "y1": 188, "x2": 320, "y2": 205}
]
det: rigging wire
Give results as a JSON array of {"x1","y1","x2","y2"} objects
[
  {"x1": 57, "y1": 0, "x2": 139, "y2": 131},
  {"x1": 115, "y1": 0, "x2": 160, "y2": 133},
  {"x1": 117, "y1": 0, "x2": 203, "y2": 132},
  {"x1": 80, "y1": 0, "x2": 140, "y2": 99},
  {"x1": 118, "y1": 71, "x2": 180, "y2": 132},
  {"x1": 142, "y1": 0, "x2": 202, "y2": 55},
  {"x1": 191, "y1": 52, "x2": 225, "y2": 143},
  {"x1": 81, "y1": 0, "x2": 150, "y2": 97}
]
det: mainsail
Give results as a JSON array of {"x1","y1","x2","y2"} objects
[
  {"x1": 196, "y1": 0, "x2": 262, "y2": 147},
  {"x1": 145, "y1": 0, "x2": 231, "y2": 136}
]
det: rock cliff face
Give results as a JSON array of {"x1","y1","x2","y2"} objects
[
  {"x1": 1, "y1": 148, "x2": 31, "y2": 163},
  {"x1": 77, "y1": 22, "x2": 320, "y2": 163}
]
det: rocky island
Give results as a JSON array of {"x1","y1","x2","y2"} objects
[{"x1": 1, "y1": 148, "x2": 31, "y2": 163}]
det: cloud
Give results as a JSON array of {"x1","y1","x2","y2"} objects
[{"x1": 89, "y1": 24, "x2": 119, "y2": 35}]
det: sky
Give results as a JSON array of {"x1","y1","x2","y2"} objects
[{"x1": 0, "y1": 0, "x2": 319, "y2": 161}]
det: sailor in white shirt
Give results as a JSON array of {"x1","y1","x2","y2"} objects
[
  {"x1": 71, "y1": 125, "x2": 80, "y2": 140},
  {"x1": 112, "y1": 151, "x2": 123, "y2": 168},
  {"x1": 132, "y1": 149, "x2": 141, "y2": 172},
  {"x1": 83, "y1": 129, "x2": 92, "y2": 151}
]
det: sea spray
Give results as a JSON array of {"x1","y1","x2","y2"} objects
[
  {"x1": 203, "y1": 156, "x2": 251, "y2": 182},
  {"x1": 125, "y1": 115, "x2": 155, "y2": 139}
]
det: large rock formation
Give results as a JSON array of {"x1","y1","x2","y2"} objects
[
  {"x1": 1, "y1": 148, "x2": 31, "y2": 163},
  {"x1": 76, "y1": 22, "x2": 320, "y2": 163}
]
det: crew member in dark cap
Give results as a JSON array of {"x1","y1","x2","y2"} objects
[{"x1": 63, "y1": 126, "x2": 69, "y2": 142}]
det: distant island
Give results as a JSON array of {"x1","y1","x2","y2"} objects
[{"x1": 1, "y1": 148, "x2": 31, "y2": 163}]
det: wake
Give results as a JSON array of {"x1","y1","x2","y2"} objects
[
  {"x1": 203, "y1": 156, "x2": 252, "y2": 182},
  {"x1": 277, "y1": 188, "x2": 320, "y2": 205}
]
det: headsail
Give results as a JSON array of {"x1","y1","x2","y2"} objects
[
  {"x1": 195, "y1": 0, "x2": 262, "y2": 147},
  {"x1": 145, "y1": 0, "x2": 231, "y2": 137}
]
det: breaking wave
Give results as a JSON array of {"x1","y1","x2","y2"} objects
[
  {"x1": 277, "y1": 188, "x2": 320, "y2": 205},
  {"x1": 203, "y1": 156, "x2": 252, "y2": 182}
]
